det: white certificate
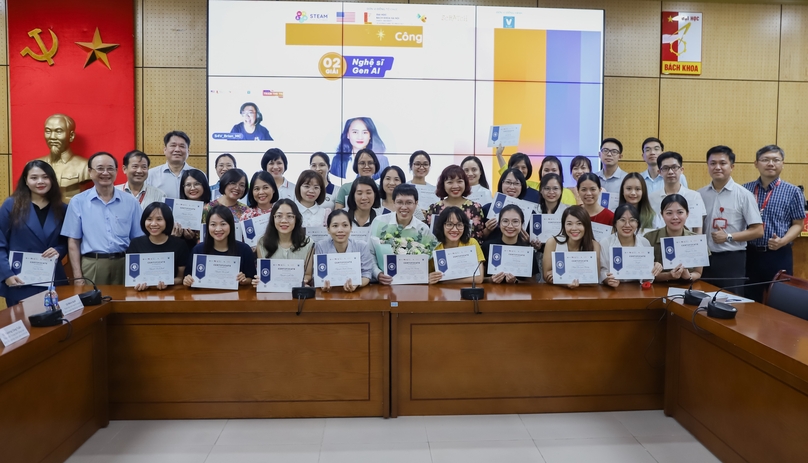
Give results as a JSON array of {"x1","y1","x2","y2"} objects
[
  {"x1": 591, "y1": 222, "x2": 613, "y2": 242},
  {"x1": 385, "y1": 254, "x2": 429, "y2": 285},
  {"x1": 305, "y1": 226, "x2": 330, "y2": 245},
  {"x1": 414, "y1": 184, "x2": 440, "y2": 209},
  {"x1": 350, "y1": 226, "x2": 372, "y2": 242},
  {"x1": 661, "y1": 235, "x2": 710, "y2": 270},
  {"x1": 433, "y1": 246, "x2": 479, "y2": 281},
  {"x1": 487, "y1": 244, "x2": 534, "y2": 277},
  {"x1": 256, "y1": 259, "x2": 304, "y2": 293},
  {"x1": 200, "y1": 221, "x2": 243, "y2": 242},
  {"x1": 599, "y1": 192, "x2": 620, "y2": 211},
  {"x1": 489, "y1": 193, "x2": 535, "y2": 229},
  {"x1": 685, "y1": 195, "x2": 706, "y2": 229},
  {"x1": 467, "y1": 187, "x2": 492, "y2": 206},
  {"x1": 487, "y1": 124, "x2": 521, "y2": 147},
  {"x1": 165, "y1": 198, "x2": 203, "y2": 231},
  {"x1": 551, "y1": 251, "x2": 599, "y2": 285},
  {"x1": 8, "y1": 252, "x2": 57, "y2": 287},
  {"x1": 125, "y1": 252, "x2": 175, "y2": 287},
  {"x1": 242, "y1": 213, "x2": 272, "y2": 247},
  {"x1": 609, "y1": 247, "x2": 654, "y2": 280},
  {"x1": 191, "y1": 254, "x2": 240, "y2": 290},
  {"x1": 530, "y1": 213, "x2": 562, "y2": 242},
  {"x1": 313, "y1": 252, "x2": 362, "y2": 288}
]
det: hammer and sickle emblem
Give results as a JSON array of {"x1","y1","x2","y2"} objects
[{"x1": 20, "y1": 28, "x2": 59, "y2": 65}]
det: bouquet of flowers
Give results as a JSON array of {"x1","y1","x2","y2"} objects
[{"x1": 378, "y1": 225, "x2": 435, "y2": 256}]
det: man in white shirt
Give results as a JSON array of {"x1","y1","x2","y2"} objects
[
  {"x1": 649, "y1": 151, "x2": 702, "y2": 233},
  {"x1": 640, "y1": 137, "x2": 688, "y2": 193},
  {"x1": 116, "y1": 150, "x2": 166, "y2": 210},
  {"x1": 698, "y1": 146, "x2": 763, "y2": 295},
  {"x1": 595, "y1": 138, "x2": 627, "y2": 195},
  {"x1": 145, "y1": 131, "x2": 193, "y2": 198}
]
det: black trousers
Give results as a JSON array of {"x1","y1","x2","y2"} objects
[
  {"x1": 702, "y1": 250, "x2": 747, "y2": 297},
  {"x1": 745, "y1": 244, "x2": 793, "y2": 303}
]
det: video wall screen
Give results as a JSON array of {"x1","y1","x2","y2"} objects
[{"x1": 208, "y1": 1, "x2": 604, "y2": 187}]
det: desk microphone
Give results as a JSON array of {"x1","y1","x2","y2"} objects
[
  {"x1": 291, "y1": 274, "x2": 314, "y2": 316},
  {"x1": 706, "y1": 278, "x2": 791, "y2": 319},
  {"x1": 460, "y1": 262, "x2": 484, "y2": 314},
  {"x1": 683, "y1": 277, "x2": 748, "y2": 306},
  {"x1": 19, "y1": 276, "x2": 103, "y2": 327}
]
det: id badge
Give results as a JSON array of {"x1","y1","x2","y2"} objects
[{"x1": 712, "y1": 218, "x2": 728, "y2": 230}]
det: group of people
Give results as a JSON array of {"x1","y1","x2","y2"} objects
[{"x1": 1, "y1": 130, "x2": 804, "y2": 306}]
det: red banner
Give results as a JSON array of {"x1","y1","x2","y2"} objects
[{"x1": 7, "y1": 0, "x2": 134, "y2": 184}]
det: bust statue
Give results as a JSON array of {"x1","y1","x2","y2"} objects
[{"x1": 37, "y1": 114, "x2": 91, "y2": 200}]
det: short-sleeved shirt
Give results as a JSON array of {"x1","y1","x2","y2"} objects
[
  {"x1": 61, "y1": 187, "x2": 144, "y2": 254},
  {"x1": 185, "y1": 241, "x2": 257, "y2": 279},
  {"x1": 145, "y1": 162, "x2": 193, "y2": 199},
  {"x1": 116, "y1": 183, "x2": 166, "y2": 210},
  {"x1": 643, "y1": 169, "x2": 688, "y2": 193},
  {"x1": 429, "y1": 238, "x2": 486, "y2": 273},
  {"x1": 126, "y1": 235, "x2": 190, "y2": 277},
  {"x1": 297, "y1": 202, "x2": 330, "y2": 228},
  {"x1": 698, "y1": 178, "x2": 762, "y2": 252},
  {"x1": 313, "y1": 238, "x2": 377, "y2": 280},
  {"x1": 276, "y1": 179, "x2": 296, "y2": 200},
  {"x1": 596, "y1": 166, "x2": 627, "y2": 195},
  {"x1": 649, "y1": 184, "x2": 704, "y2": 229},
  {"x1": 742, "y1": 177, "x2": 806, "y2": 248},
  {"x1": 590, "y1": 207, "x2": 615, "y2": 226}
]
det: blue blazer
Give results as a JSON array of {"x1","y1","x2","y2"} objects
[{"x1": 0, "y1": 198, "x2": 68, "y2": 307}]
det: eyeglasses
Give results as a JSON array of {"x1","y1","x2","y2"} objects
[
  {"x1": 616, "y1": 218, "x2": 639, "y2": 225},
  {"x1": 184, "y1": 182, "x2": 202, "y2": 189},
  {"x1": 357, "y1": 161, "x2": 375, "y2": 168},
  {"x1": 412, "y1": 162, "x2": 430, "y2": 168},
  {"x1": 600, "y1": 148, "x2": 621, "y2": 156},
  {"x1": 395, "y1": 200, "x2": 416, "y2": 207},
  {"x1": 503, "y1": 181, "x2": 521, "y2": 188},
  {"x1": 444, "y1": 222, "x2": 464, "y2": 230},
  {"x1": 758, "y1": 157, "x2": 783, "y2": 165},
  {"x1": 542, "y1": 186, "x2": 561, "y2": 192},
  {"x1": 660, "y1": 165, "x2": 681, "y2": 173},
  {"x1": 500, "y1": 219, "x2": 522, "y2": 227},
  {"x1": 273, "y1": 214, "x2": 295, "y2": 221},
  {"x1": 92, "y1": 167, "x2": 117, "y2": 173}
]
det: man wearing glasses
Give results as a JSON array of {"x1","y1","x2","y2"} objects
[
  {"x1": 640, "y1": 137, "x2": 689, "y2": 193},
  {"x1": 62, "y1": 152, "x2": 144, "y2": 285},
  {"x1": 649, "y1": 151, "x2": 703, "y2": 233},
  {"x1": 742, "y1": 145, "x2": 806, "y2": 302},
  {"x1": 596, "y1": 138, "x2": 627, "y2": 195}
]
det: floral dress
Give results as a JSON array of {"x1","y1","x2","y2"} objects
[{"x1": 425, "y1": 199, "x2": 486, "y2": 240}]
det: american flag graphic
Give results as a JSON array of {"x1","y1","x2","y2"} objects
[{"x1": 336, "y1": 11, "x2": 355, "y2": 23}]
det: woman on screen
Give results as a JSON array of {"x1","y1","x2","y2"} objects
[
  {"x1": 482, "y1": 204, "x2": 539, "y2": 283},
  {"x1": 334, "y1": 149, "x2": 381, "y2": 209},
  {"x1": 331, "y1": 117, "x2": 389, "y2": 180},
  {"x1": 229, "y1": 102, "x2": 273, "y2": 141},
  {"x1": 261, "y1": 148, "x2": 295, "y2": 200},
  {"x1": 577, "y1": 173, "x2": 614, "y2": 226},
  {"x1": 462, "y1": 156, "x2": 493, "y2": 207},
  {"x1": 643, "y1": 194, "x2": 704, "y2": 283},
  {"x1": 346, "y1": 176, "x2": 381, "y2": 228},
  {"x1": 253, "y1": 199, "x2": 314, "y2": 285},
  {"x1": 210, "y1": 153, "x2": 236, "y2": 201},
  {"x1": 425, "y1": 165, "x2": 485, "y2": 240},
  {"x1": 618, "y1": 173, "x2": 655, "y2": 232},
  {"x1": 242, "y1": 171, "x2": 278, "y2": 220},
  {"x1": 542, "y1": 205, "x2": 601, "y2": 288},
  {"x1": 126, "y1": 202, "x2": 188, "y2": 291},
  {"x1": 0, "y1": 160, "x2": 67, "y2": 307},
  {"x1": 314, "y1": 210, "x2": 376, "y2": 292},
  {"x1": 598, "y1": 203, "x2": 660, "y2": 288},
  {"x1": 428, "y1": 206, "x2": 485, "y2": 285},
  {"x1": 379, "y1": 166, "x2": 406, "y2": 214},
  {"x1": 310, "y1": 152, "x2": 336, "y2": 210},
  {"x1": 183, "y1": 205, "x2": 256, "y2": 286},
  {"x1": 294, "y1": 170, "x2": 329, "y2": 229},
  {"x1": 203, "y1": 168, "x2": 250, "y2": 223}
]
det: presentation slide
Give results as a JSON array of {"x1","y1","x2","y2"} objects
[{"x1": 208, "y1": 1, "x2": 604, "y2": 188}]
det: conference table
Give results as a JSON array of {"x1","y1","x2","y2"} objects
[{"x1": 1, "y1": 281, "x2": 807, "y2": 462}]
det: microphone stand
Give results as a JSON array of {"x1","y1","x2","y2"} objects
[{"x1": 460, "y1": 263, "x2": 484, "y2": 314}]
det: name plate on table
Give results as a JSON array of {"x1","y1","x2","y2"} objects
[
  {"x1": 413, "y1": 184, "x2": 440, "y2": 210},
  {"x1": 125, "y1": 253, "x2": 175, "y2": 287},
  {"x1": 313, "y1": 252, "x2": 362, "y2": 288},
  {"x1": 8, "y1": 252, "x2": 57, "y2": 287},
  {"x1": 242, "y1": 213, "x2": 272, "y2": 247},
  {"x1": 531, "y1": 214, "x2": 562, "y2": 242},
  {"x1": 433, "y1": 246, "x2": 478, "y2": 281},
  {"x1": 487, "y1": 244, "x2": 534, "y2": 277},
  {"x1": 165, "y1": 198, "x2": 203, "y2": 231},
  {"x1": 59, "y1": 295, "x2": 85, "y2": 316},
  {"x1": 0, "y1": 320, "x2": 29, "y2": 347},
  {"x1": 489, "y1": 193, "x2": 535, "y2": 228},
  {"x1": 256, "y1": 259, "x2": 304, "y2": 293},
  {"x1": 191, "y1": 254, "x2": 241, "y2": 290},
  {"x1": 591, "y1": 222, "x2": 613, "y2": 242},
  {"x1": 385, "y1": 254, "x2": 429, "y2": 285},
  {"x1": 599, "y1": 192, "x2": 620, "y2": 211},
  {"x1": 661, "y1": 235, "x2": 710, "y2": 270},
  {"x1": 609, "y1": 246, "x2": 654, "y2": 280},
  {"x1": 350, "y1": 226, "x2": 372, "y2": 242},
  {"x1": 551, "y1": 251, "x2": 599, "y2": 285},
  {"x1": 304, "y1": 226, "x2": 330, "y2": 245}
]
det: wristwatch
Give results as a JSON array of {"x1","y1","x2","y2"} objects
[{"x1": 726, "y1": 233, "x2": 734, "y2": 243}]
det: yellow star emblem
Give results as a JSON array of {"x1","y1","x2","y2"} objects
[
  {"x1": 667, "y1": 16, "x2": 674, "y2": 22},
  {"x1": 376, "y1": 29, "x2": 385, "y2": 41},
  {"x1": 75, "y1": 28, "x2": 119, "y2": 69}
]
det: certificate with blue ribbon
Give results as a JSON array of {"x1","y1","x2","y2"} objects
[
  {"x1": 551, "y1": 251, "x2": 598, "y2": 285},
  {"x1": 487, "y1": 244, "x2": 534, "y2": 277},
  {"x1": 608, "y1": 246, "x2": 654, "y2": 280},
  {"x1": 241, "y1": 213, "x2": 272, "y2": 247},
  {"x1": 313, "y1": 252, "x2": 362, "y2": 288},
  {"x1": 125, "y1": 252, "x2": 175, "y2": 287},
  {"x1": 487, "y1": 124, "x2": 521, "y2": 147},
  {"x1": 385, "y1": 254, "x2": 428, "y2": 285},
  {"x1": 530, "y1": 213, "x2": 562, "y2": 241},
  {"x1": 304, "y1": 226, "x2": 330, "y2": 245},
  {"x1": 433, "y1": 246, "x2": 479, "y2": 281},
  {"x1": 490, "y1": 193, "x2": 536, "y2": 227},
  {"x1": 8, "y1": 251, "x2": 57, "y2": 287},
  {"x1": 165, "y1": 198, "x2": 203, "y2": 231},
  {"x1": 598, "y1": 192, "x2": 619, "y2": 211},
  {"x1": 591, "y1": 222, "x2": 613, "y2": 242},
  {"x1": 661, "y1": 235, "x2": 709, "y2": 270},
  {"x1": 256, "y1": 259, "x2": 304, "y2": 293},
  {"x1": 191, "y1": 254, "x2": 240, "y2": 290}
]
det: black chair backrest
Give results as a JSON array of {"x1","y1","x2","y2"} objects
[{"x1": 766, "y1": 282, "x2": 808, "y2": 321}]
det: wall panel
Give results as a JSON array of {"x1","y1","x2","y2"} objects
[
  {"x1": 777, "y1": 82, "x2": 808, "y2": 161},
  {"x1": 142, "y1": 68, "x2": 207, "y2": 156},
  {"x1": 603, "y1": 76, "x2": 659, "y2": 161},
  {"x1": 143, "y1": 0, "x2": 207, "y2": 68},
  {"x1": 135, "y1": 67, "x2": 144, "y2": 153},
  {"x1": 0, "y1": 0, "x2": 7, "y2": 66},
  {"x1": 0, "y1": 68, "x2": 8, "y2": 155},
  {"x1": 0, "y1": 155, "x2": 10, "y2": 198},
  {"x1": 604, "y1": 0, "x2": 660, "y2": 78},
  {"x1": 779, "y1": 5, "x2": 808, "y2": 82}
]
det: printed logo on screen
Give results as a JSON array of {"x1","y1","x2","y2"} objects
[
  {"x1": 130, "y1": 263, "x2": 139, "y2": 272},
  {"x1": 295, "y1": 11, "x2": 308, "y2": 22},
  {"x1": 503, "y1": 16, "x2": 515, "y2": 28},
  {"x1": 416, "y1": 14, "x2": 427, "y2": 23}
]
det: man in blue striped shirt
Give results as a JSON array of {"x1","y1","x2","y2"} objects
[{"x1": 742, "y1": 145, "x2": 806, "y2": 303}]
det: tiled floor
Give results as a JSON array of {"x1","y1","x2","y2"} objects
[{"x1": 66, "y1": 411, "x2": 720, "y2": 463}]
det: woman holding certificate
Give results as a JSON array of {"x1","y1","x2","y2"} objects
[
  {"x1": 204, "y1": 168, "x2": 250, "y2": 222},
  {"x1": 481, "y1": 168, "x2": 530, "y2": 238},
  {"x1": 428, "y1": 207, "x2": 485, "y2": 285},
  {"x1": 0, "y1": 161, "x2": 67, "y2": 307},
  {"x1": 425, "y1": 165, "x2": 486, "y2": 240},
  {"x1": 618, "y1": 173, "x2": 655, "y2": 232},
  {"x1": 577, "y1": 173, "x2": 614, "y2": 226},
  {"x1": 175, "y1": 169, "x2": 212, "y2": 250},
  {"x1": 242, "y1": 171, "x2": 278, "y2": 220},
  {"x1": 483, "y1": 205, "x2": 539, "y2": 283},
  {"x1": 542, "y1": 206, "x2": 601, "y2": 288},
  {"x1": 313, "y1": 210, "x2": 376, "y2": 292},
  {"x1": 126, "y1": 202, "x2": 189, "y2": 290},
  {"x1": 461, "y1": 156, "x2": 492, "y2": 207},
  {"x1": 183, "y1": 206, "x2": 256, "y2": 287},
  {"x1": 643, "y1": 194, "x2": 705, "y2": 282},
  {"x1": 598, "y1": 204, "x2": 661, "y2": 288},
  {"x1": 253, "y1": 199, "x2": 314, "y2": 286},
  {"x1": 346, "y1": 177, "x2": 380, "y2": 228}
]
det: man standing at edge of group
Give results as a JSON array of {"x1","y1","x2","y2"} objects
[
  {"x1": 640, "y1": 137, "x2": 689, "y2": 193},
  {"x1": 596, "y1": 138, "x2": 627, "y2": 195},
  {"x1": 62, "y1": 152, "x2": 144, "y2": 285},
  {"x1": 649, "y1": 151, "x2": 702, "y2": 233},
  {"x1": 145, "y1": 131, "x2": 193, "y2": 198},
  {"x1": 116, "y1": 150, "x2": 165, "y2": 210},
  {"x1": 742, "y1": 145, "x2": 806, "y2": 303},
  {"x1": 698, "y1": 145, "x2": 763, "y2": 295}
]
